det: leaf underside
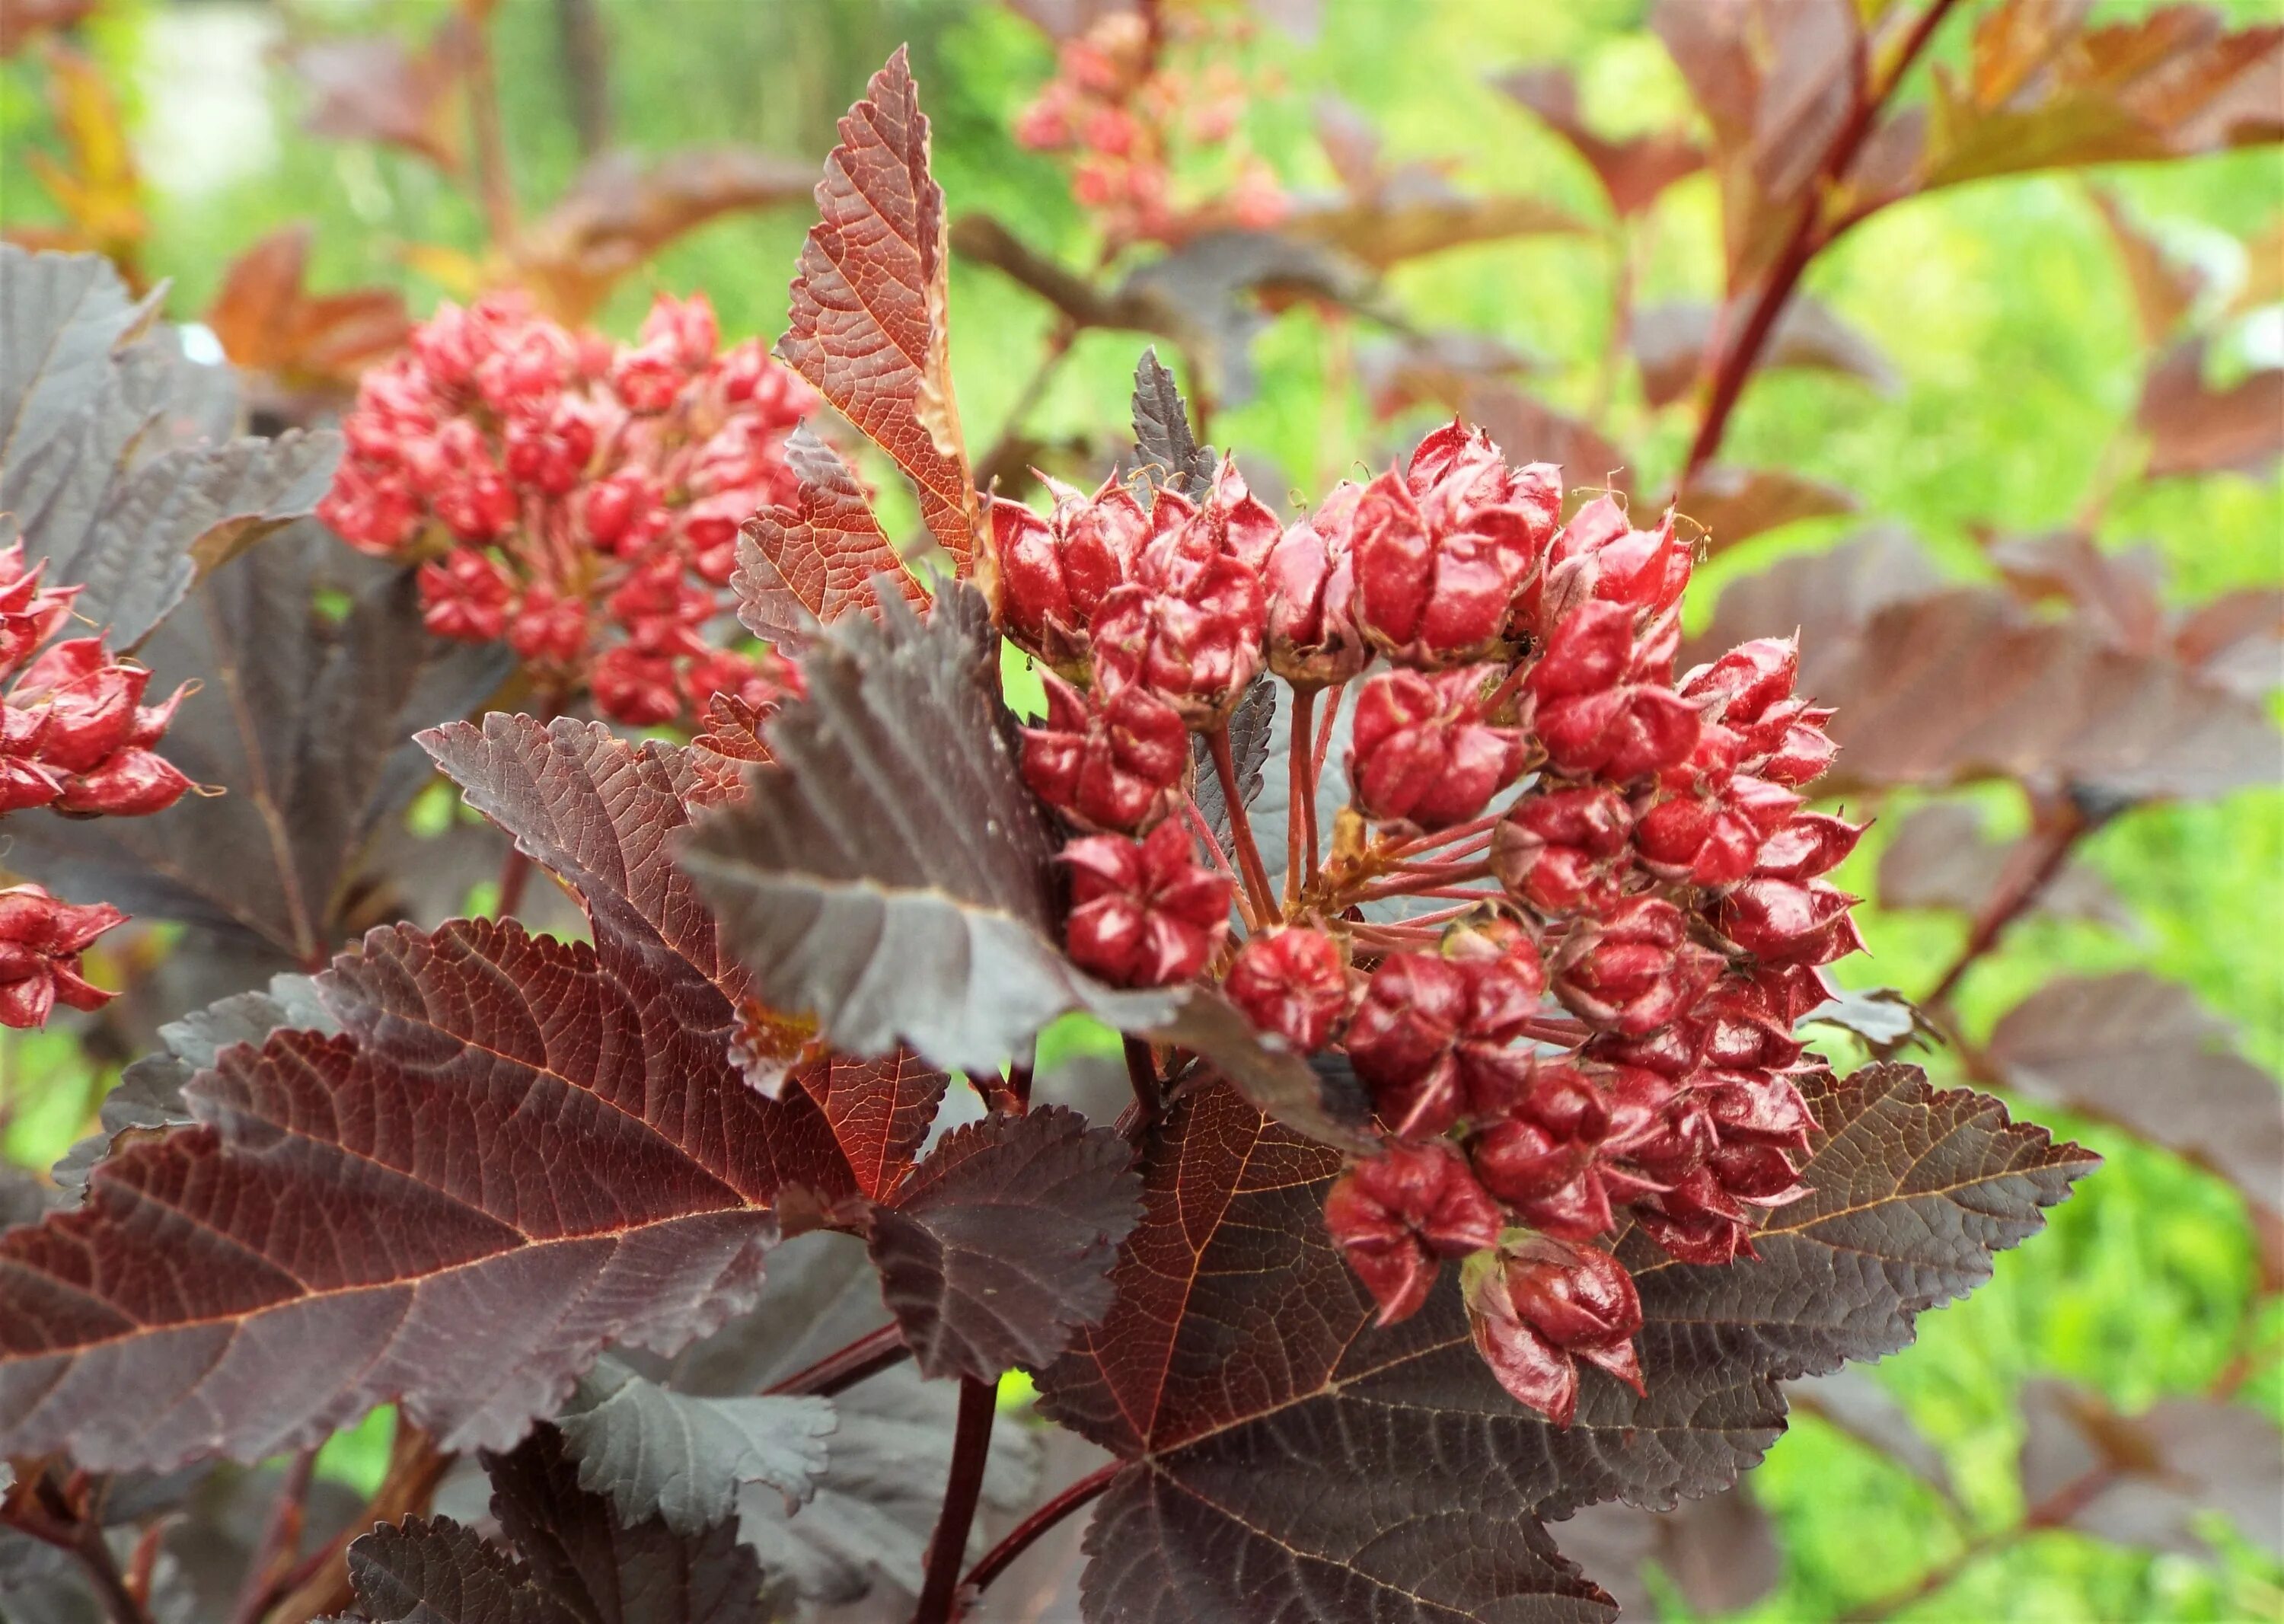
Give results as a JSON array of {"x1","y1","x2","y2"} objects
[
  {"x1": 732, "y1": 423, "x2": 927, "y2": 651},
  {"x1": 1041, "y1": 1064, "x2": 2091, "y2": 1623}
]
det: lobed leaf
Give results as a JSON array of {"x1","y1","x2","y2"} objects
[
  {"x1": 1128, "y1": 347, "x2": 1217, "y2": 495},
  {"x1": 1876, "y1": 801, "x2": 2132, "y2": 930},
  {"x1": 731, "y1": 424, "x2": 926, "y2": 651},
  {"x1": 203, "y1": 223, "x2": 410, "y2": 391},
  {"x1": 1632, "y1": 296, "x2": 1893, "y2": 411},
  {"x1": 1494, "y1": 65, "x2": 1705, "y2": 217},
  {"x1": 780, "y1": 48, "x2": 976, "y2": 567},
  {"x1": 346, "y1": 1517, "x2": 578, "y2": 1624},
  {"x1": 0, "y1": 244, "x2": 342, "y2": 647},
  {"x1": 1675, "y1": 464, "x2": 1857, "y2": 554},
  {"x1": 870, "y1": 1106, "x2": 1140, "y2": 1382},
  {"x1": 1187, "y1": 674, "x2": 1275, "y2": 853},
  {"x1": 1040, "y1": 1064, "x2": 2089, "y2": 1622},
  {"x1": 557, "y1": 1357, "x2": 831, "y2": 1538},
  {"x1": 0, "y1": 907, "x2": 894, "y2": 1471},
  {"x1": 2137, "y1": 336, "x2": 2284, "y2": 480}
]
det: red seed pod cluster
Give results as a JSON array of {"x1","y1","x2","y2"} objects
[
  {"x1": 1011, "y1": 8, "x2": 1286, "y2": 247},
  {"x1": 0, "y1": 544, "x2": 199, "y2": 1026},
  {"x1": 1000, "y1": 421, "x2": 1864, "y2": 1422},
  {"x1": 321, "y1": 290, "x2": 815, "y2": 726}
]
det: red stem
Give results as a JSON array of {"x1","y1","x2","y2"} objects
[
  {"x1": 961, "y1": 1461, "x2": 1121, "y2": 1600},
  {"x1": 1287, "y1": 686, "x2": 1316, "y2": 911},
  {"x1": 1121, "y1": 1033, "x2": 1163, "y2": 1127},
  {"x1": 1209, "y1": 723, "x2": 1277, "y2": 921},
  {"x1": 912, "y1": 1376, "x2": 999, "y2": 1624},
  {"x1": 766, "y1": 1323, "x2": 911, "y2": 1399},
  {"x1": 1924, "y1": 801, "x2": 2096, "y2": 1011},
  {"x1": 1675, "y1": 0, "x2": 1963, "y2": 495}
]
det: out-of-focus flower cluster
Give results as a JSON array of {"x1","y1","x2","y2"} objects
[
  {"x1": 992, "y1": 420, "x2": 1864, "y2": 1426},
  {"x1": 0, "y1": 543, "x2": 194, "y2": 1026},
  {"x1": 1013, "y1": 8, "x2": 1285, "y2": 247},
  {"x1": 322, "y1": 291, "x2": 814, "y2": 726}
]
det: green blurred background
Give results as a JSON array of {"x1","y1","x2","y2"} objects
[{"x1": 2, "y1": 2, "x2": 2279, "y2": 1619}]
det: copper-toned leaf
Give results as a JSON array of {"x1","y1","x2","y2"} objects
[
  {"x1": 1678, "y1": 464, "x2": 1857, "y2": 552},
  {"x1": 514, "y1": 147, "x2": 818, "y2": 324},
  {"x1": 2172, "y1": 587, "x2": 2282, "y2": 697},
  {"x1": 288, "y1": 18, "x2": 474, "y2": 174},
  {"x1": 1689, "y1": 531, "x2": 2283, "y2": 799},
  {"x1": 0, "y1": 0, "x2": 95, "y2": 58},
  {"x1": 780, "y1": 49, "x2": 976, "y2": 567},
  {"x1": 1923, "y1": 5, "x2": 2283, "y2": 193},
  {"x1": 1986, "y1": 972, "x2": 2279, "y2": 1230},
  {"x1": 2088, "y1": 188, "x2": 2202, "y2": 348},
  {"x1": 731, "y1": 424, "x2": 925, "y2": 651},
  {"x1": 1040, "y1": 1064, "x2": 2088, "y2": 1622},
  {"x1": 11, "y1": 41, "x2": 145, "y2": 273},
  {"x1": 1633, "y1": 296, "x2": 1894, "y2": 411},
  {"x1": 0, "y1": 246, "x2": 343, "y2": 647},
  {"x1": 1877, "y1": 802, "x2": 2132, "y2": 930},
  {"x1": 203, "y1": 225, "x2": 410, "y2": 391},
  {"x1": 871, "y1": 1106, "x2": 1140, "y2": 1382},
  {"x1": 2138, "y1": 336, "x2": 2284, "y2": 479},
  {"x1": 1359, "y1": 330, "x2": 1535, "y2": 422},
  {"x1": 2018, "y1": 1380, "x2": 2284, "y2": 1562},
  {"x1": 6, "y1": 525, "x2": 508, "y2": 964},
  {"x1": 1495, "y1": 65, "x2": 1705, "y2": 217}
]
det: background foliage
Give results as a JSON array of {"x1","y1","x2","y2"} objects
[{"x1": 1, "y1": 1, "x2": 2278, "y2": 1619}]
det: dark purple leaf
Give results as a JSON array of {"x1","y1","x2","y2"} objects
[
  {"x1": 1038, "y1": 1064, "x2": 2088, "y2": 1621},
  {"x1": 1128, "y1": 348, "x2": 1215, "y2": 495},
  {"x1": 871, "y1": 1105, "x2": 1140, "y2": 1381}
]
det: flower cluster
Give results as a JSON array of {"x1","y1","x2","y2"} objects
[
  {"x1": 996, "y1": 425, "x2": 1864, "y2": 1425},
  {"x1": 321, "y1": 291, "x2": 814, "y2": 726},
  {"x1": 1012, "y1": 8, "x2": 1285, "y2": 247},
  {"x1": 0, "y1": 543, "x2": 191, "y2": 1026}
]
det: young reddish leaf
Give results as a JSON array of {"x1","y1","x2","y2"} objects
[
  {"x1": 1495, "y1": 65, "x2": 1705, "y2": 218},
  {"x1": 732, "y1": 424, "x2": 927, "y2": 650},
  {"x1": 511, "y1": 146, "x2": 818, "y2": 324},
  {"x1": 871, "y1": 1105, "x2": 1140, "y2": 1382},
  {"x1": 1632, "y1": 297, "x2": 1893, "y2": 411},
  {"x1": 1876, "y1": 802, "x2": 2131, "y2": 930},
  {"x1": 1688, "y1": 531, "x2": 2283, "y2": 799},
  {"x1": 420, "y1": 710, "x2": 947, "y2": 1188},
  {"x1": 780, "y1": 48, "x2": 977, "y2": 568},
  {"x1": 1986, "y1": 972, "x2": 2280, "y2": 1232},
  {"x1": 1921, "y1": 5, "x2": 2283, "y2": 193},
  {"x1": 203, "y1": 224, "x2": 411, "y2": 392},
  {"x1": 2088, "y1": 189, "x2": 2202, "y2": 349},
  {"x1": 2017, "y1": 1380, "x2": 2284, "y2": 1562},
  {"x1": 2172, "y1": 586, "x2": 2283, "y2": 698},
  {"x1": 480, "y1": 1425, "x2": 766, "y2": 1624},
  {"x1": 0, "y1": 245, "x2": 343, "y2": 647},
  {"x1": 8, "y1": 526, "x2": 509, "y2": 964},
  {"x1": 1038, "y1": 1064, "x2": 2088, "y2": 1621},
  {"x1": 287, "y1": 18, "x2": 474, "y2": 175},
  {"x1": 0, "y1": 911, "x2": 878, "y2": 1471},
  {"x1": 1677, "y1": 465, "x2": 1857, "y2": 554},
  {"x1": 2137, "y1": 337, "x2": 2284, "y2": 479}
]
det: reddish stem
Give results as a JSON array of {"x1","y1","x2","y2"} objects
[
  {"x1": 961, "y1": 1462, "x2": 1121, "y2": 1600},
  {"x1": 1121, "y1": 1034, "x2": 1163, "y2": 1127},
  {"x1": 228, "y1": 1448, "x2": 316, "y2": 1624},
  {"x1": 1209, "y1": 723, "x2": 1277, "y2": 921},
  {"x1": 1924, "y1": 801, "x2": 2097, "y2": 1011},
  {"x1": 1675, "y1": 0, "x2": 1963, "y2": 495},
  {"x1": 1287, "y1": 686, "x2": 1316, "y2": 911},
  {"x1": 912, "y1": 1376, "x2": 999, "y2": 1624},
  {"x1": 767, "y1": 1323, "x2": 911, "y2": 1399}
]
